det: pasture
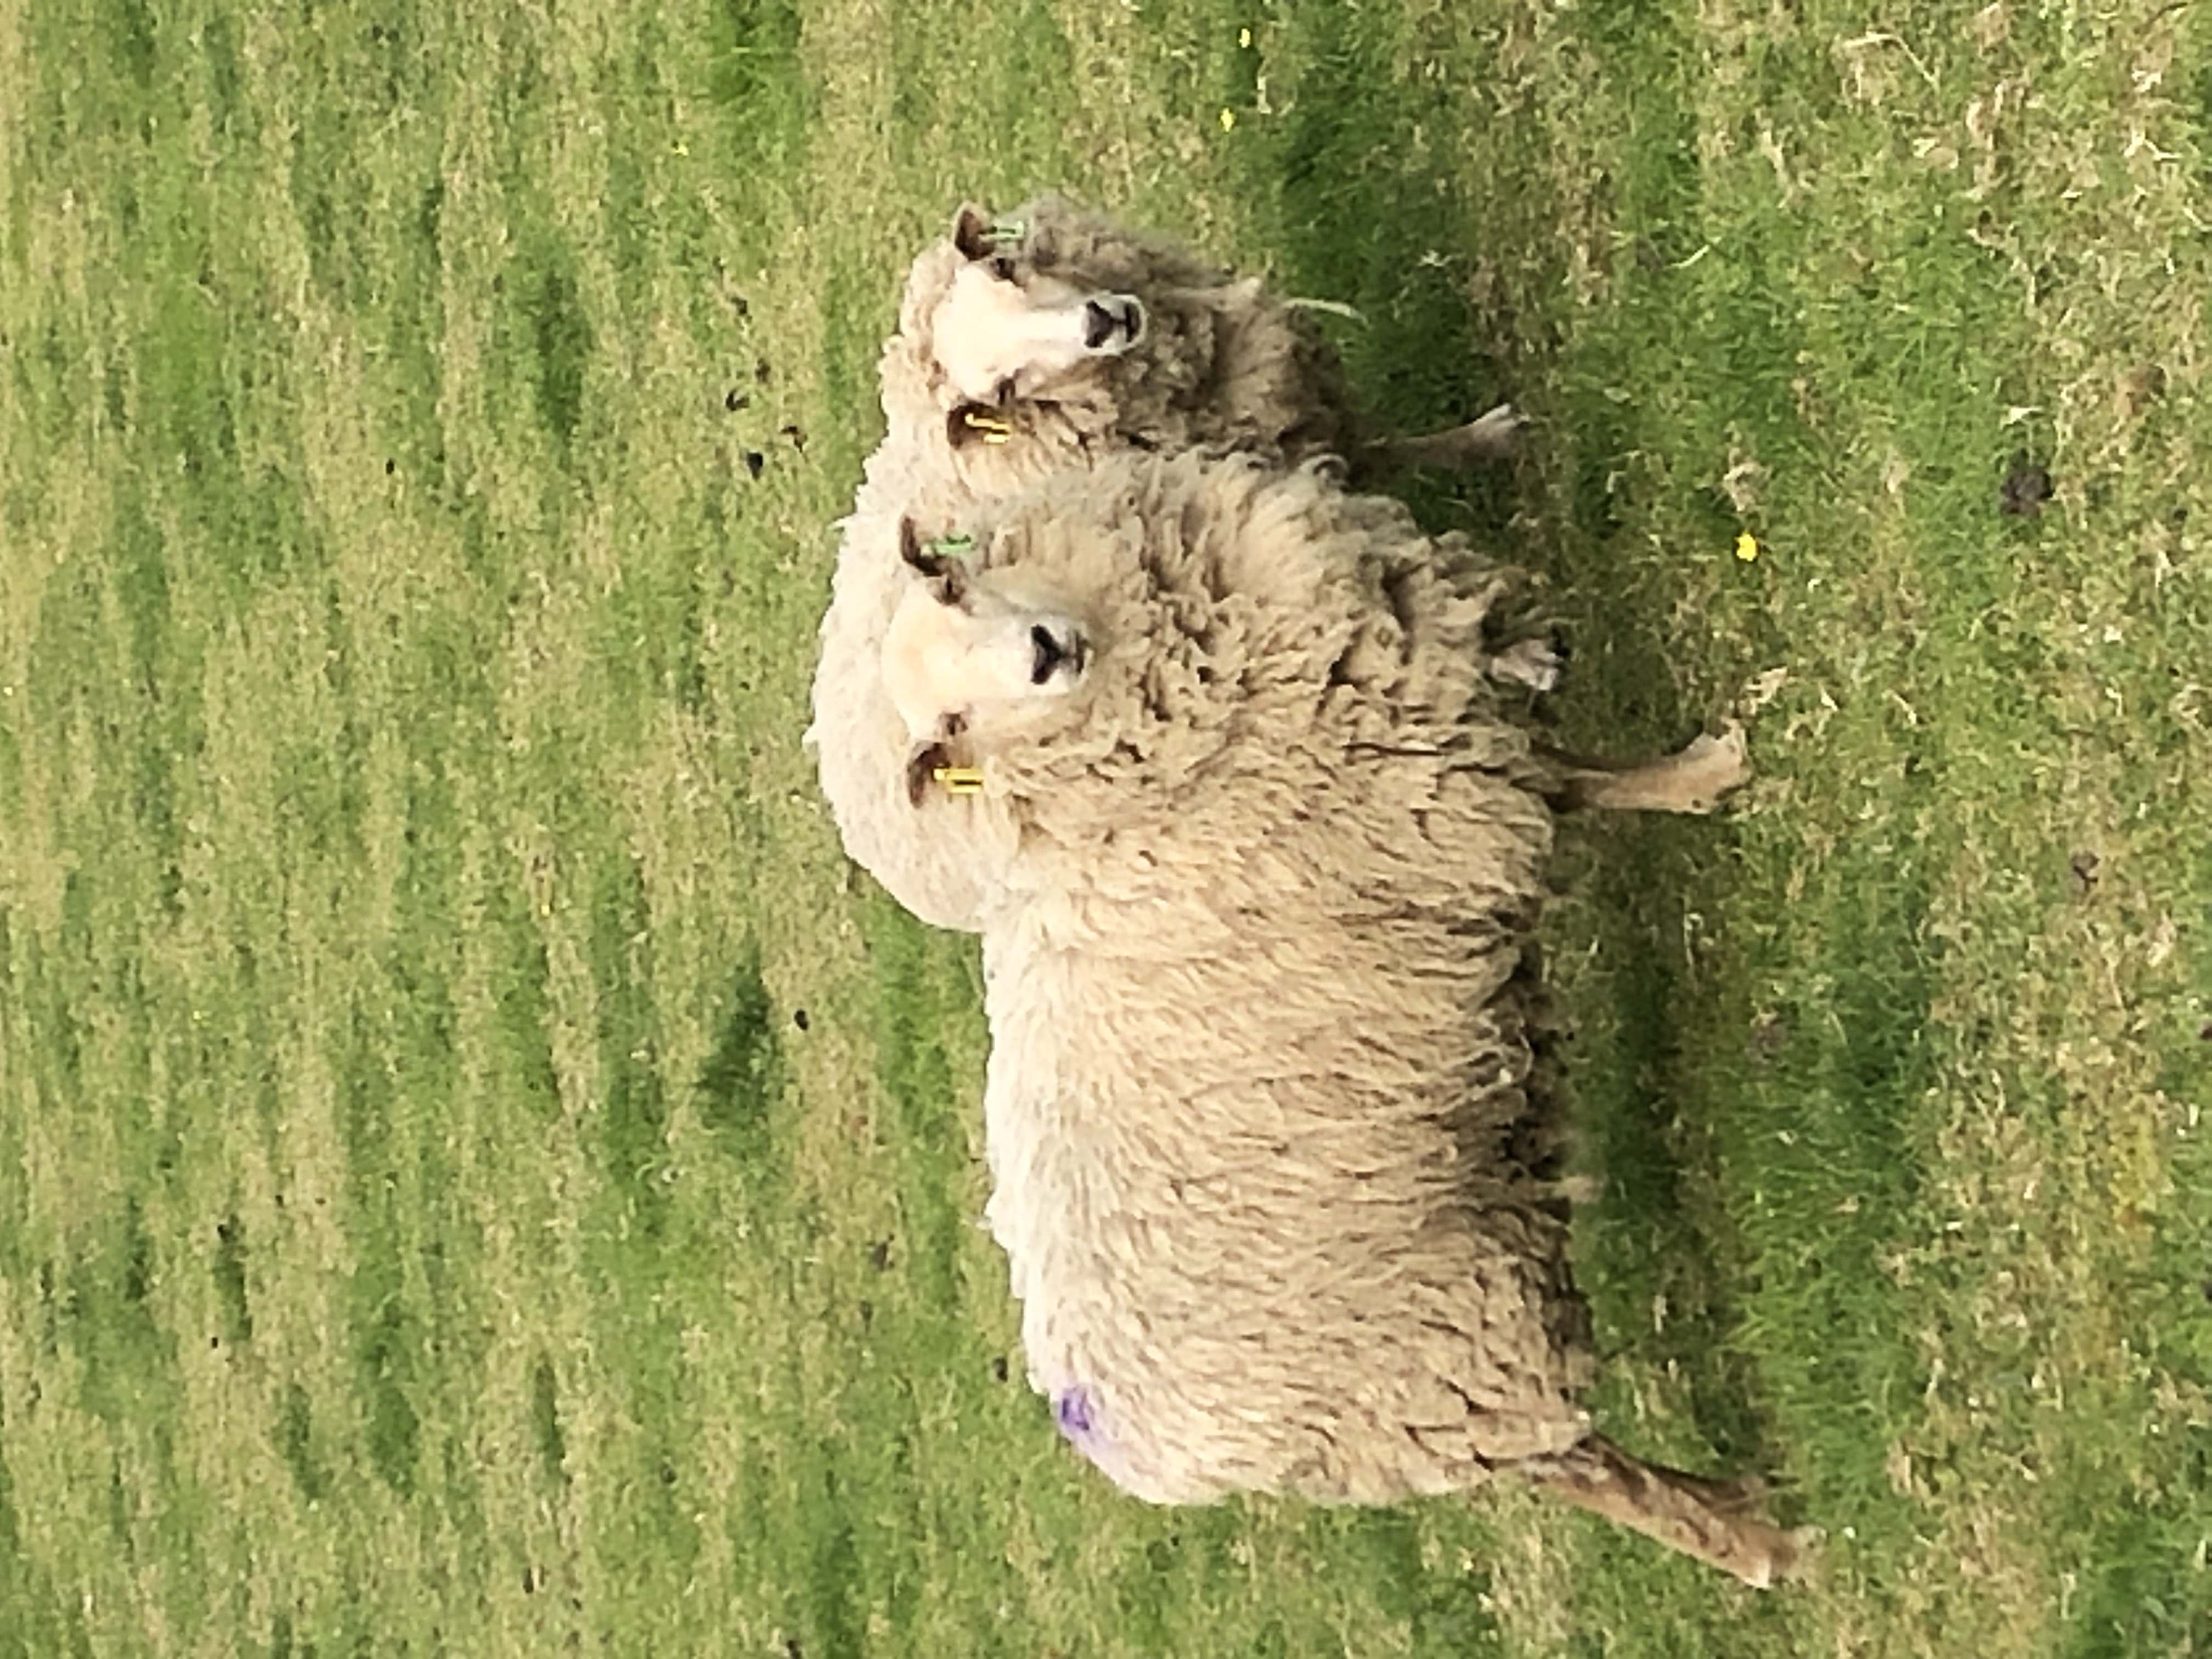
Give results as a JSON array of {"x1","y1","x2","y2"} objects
[{"x1": 1, "y1": 0, "x2": 2208, "y2": 1654}]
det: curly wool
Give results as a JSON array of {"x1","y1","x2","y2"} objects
[
  {"x1": 879, "y1": 196, "x2": 1361, "y2": 504},
  {"x1": 897, "y1": 450, "x2": 1589, "y2": 1505},
  {"x1": 812, "y1": 197, "x2": 1372, "y2": 929}
]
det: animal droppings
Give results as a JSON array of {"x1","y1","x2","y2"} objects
[
  {"x1": 2000, "y1": 452, "x2": 2053, "y2": 517},
  {"x1": 2067, "y1": 849, "x2": 2100, "y2": 898}
]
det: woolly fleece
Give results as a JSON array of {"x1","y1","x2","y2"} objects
[
  {"x1": 814, "y1": 195, "x2": 1390, "y2": 929},
  {"x1": 889, "y1": 449, "x2": 1593, "y2": 1504}
]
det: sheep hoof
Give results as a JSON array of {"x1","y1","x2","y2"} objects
[
  {"x1": 1461, "y1": 402, "x2": 1523, "y2": 457},
  {"x1": 1753, "y1": 1523, "x2": 1825, "y2": 1588},
  {"x1": 1489, "y1": 637, "x2": 1563, "y2": 693},
  {"x1": 1377, "y1": 404, "x2": 1523, "y2": 471},
  {"x1": 1675, "y1": 721, "x2": 1751, "y2": 810},
  {"x1": 1551, "y1": 721, "x2": 1752, "y2": 815}
]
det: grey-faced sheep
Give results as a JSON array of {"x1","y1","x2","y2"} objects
[{"x1": 870, "y1": 448, "x2": 1807, "y2": 1587}]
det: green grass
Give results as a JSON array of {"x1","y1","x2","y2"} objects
[{"x1": 3, "y1": 0, "x2": 2209, "y2": 1654}]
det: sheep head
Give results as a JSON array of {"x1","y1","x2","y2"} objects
[
  {"x1": 881, "y1": 199, "x2": 1232, "y2": 488},
  {"x1": 884, "y1": 516, "x2": 1094, "y2": 806},
  {"x1": 933, "y1": 203, "x2": 1148, "y2": 426}
]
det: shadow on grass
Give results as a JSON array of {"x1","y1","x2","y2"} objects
[
  {"x1": 696, "y1": 936, "x2": 786, "y2": 1170},
  {"x1": 1227, "y1": 8, "x2": 1521, "y2": 535},
  {"x1": 1561, "y1": 813, "x2": 1940, "y2": 1514},
  {"x1": 1561, "y1": 826, "x2": 1785, "y2": 1472}
]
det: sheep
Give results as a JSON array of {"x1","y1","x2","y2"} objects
[
  {"x1": 880, "y1": 195, "x2": 1522, "y2": 503},
  {"x1": 811, "y1": 195, "x2": 1519, "y2": 929},
  {"x1": 868, "y1": 448, "x2": 1809, "y2": 1587}
]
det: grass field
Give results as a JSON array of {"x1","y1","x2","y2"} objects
[{"x1": 3, "y1": 0, "x2": 2209, "y2": 1653}]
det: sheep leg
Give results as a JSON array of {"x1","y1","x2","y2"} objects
[
  {"x1": 1537, "y1": 722, "x2": 1748, "y2": 815},
  {"x1": 1372, "y1": 403, "x2": 1522, "y2": 471},
  {"x1": 1518, "y1": 1434, "x2": 1817, "y2": 1588}
]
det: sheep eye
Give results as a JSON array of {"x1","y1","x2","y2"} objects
[
  {"x1": 990, "y1": 255, "x2": 1017, "y2": 281},
  {"x1": 993, "y1": 377, "x2": 1018, "y2": 405}
]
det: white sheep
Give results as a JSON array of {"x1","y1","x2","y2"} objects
[
  {"x1": 869, "y1": 448, "x2": 1807, "y2": 1587},
  {"x1": 881, "y1": 195, "x2": 1523, "y2": 501},
  {"x1": 810, "y1": 196, "x2": 1518, "y2": 929}
]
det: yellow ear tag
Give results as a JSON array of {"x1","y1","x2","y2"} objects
[
  {"x1": 984, "y1": 219, "x2": 1026, "y2": 245},
  {"x1": 924, "y1": 532, "x2": 975, "y2": 558},
  {"x1": 961, "y1": 409, "x2": 1014, "y2": 445},
  {"x1": 934, "y1": 766, "x2": 986, "y2": 795}
]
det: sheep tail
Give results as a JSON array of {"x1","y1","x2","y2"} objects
[{"x1": 1515, "y1": 1435, "x2": 1819, "y2": 1589}]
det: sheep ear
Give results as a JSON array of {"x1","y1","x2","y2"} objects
[
  {"x1": 899, "y1": 518, "x2": 969, "y2": 603},
  {"x1": 898, "y1": 516, "x2": 947, "y2": 577},
  {"x1": 905, "y1": 741, "x2": 951, "y2": 806},
  {"x1": 951, "y1": 204, "x2": 996, "y2": 262}
]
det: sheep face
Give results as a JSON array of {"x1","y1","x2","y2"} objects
[
  {"x1": 876, "y1": 460, "x2": 1304, "y2": 829},
  {"x1": 927, "y1": 206, "x2": 1149, "y2": 419},
  {"x1": 882, "y1": 520, "x2": 1093, "y2": 801},
  {"x1": 883, "y1": 198, "x2": 1351, "y2": 489}
]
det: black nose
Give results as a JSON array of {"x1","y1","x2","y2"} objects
[
  {"x1": 1035, "y1": 628, "x2": 1088, "y2": 685},
  {"x1": 1082, "y1": 300, "x2": 1120, "y2": 350},
  {"x1": 1030, "y1": 625, "x2": 1065, "y2": 684}
]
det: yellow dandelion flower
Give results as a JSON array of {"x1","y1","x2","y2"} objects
[
  {"x1": 1734, "y1": 532, "x2": 1760, "y2": 562},
  {"x1": 1219, "y1": 106, "x2": 1237, "y2": 132},
  {"x1": 1239, "y1": 26, "x2": 1252, "y2": 48}
]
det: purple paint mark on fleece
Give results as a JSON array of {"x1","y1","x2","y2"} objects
[{"x1": 1053, "y1": 1385, "x2": 1098, "y2": 1446}]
